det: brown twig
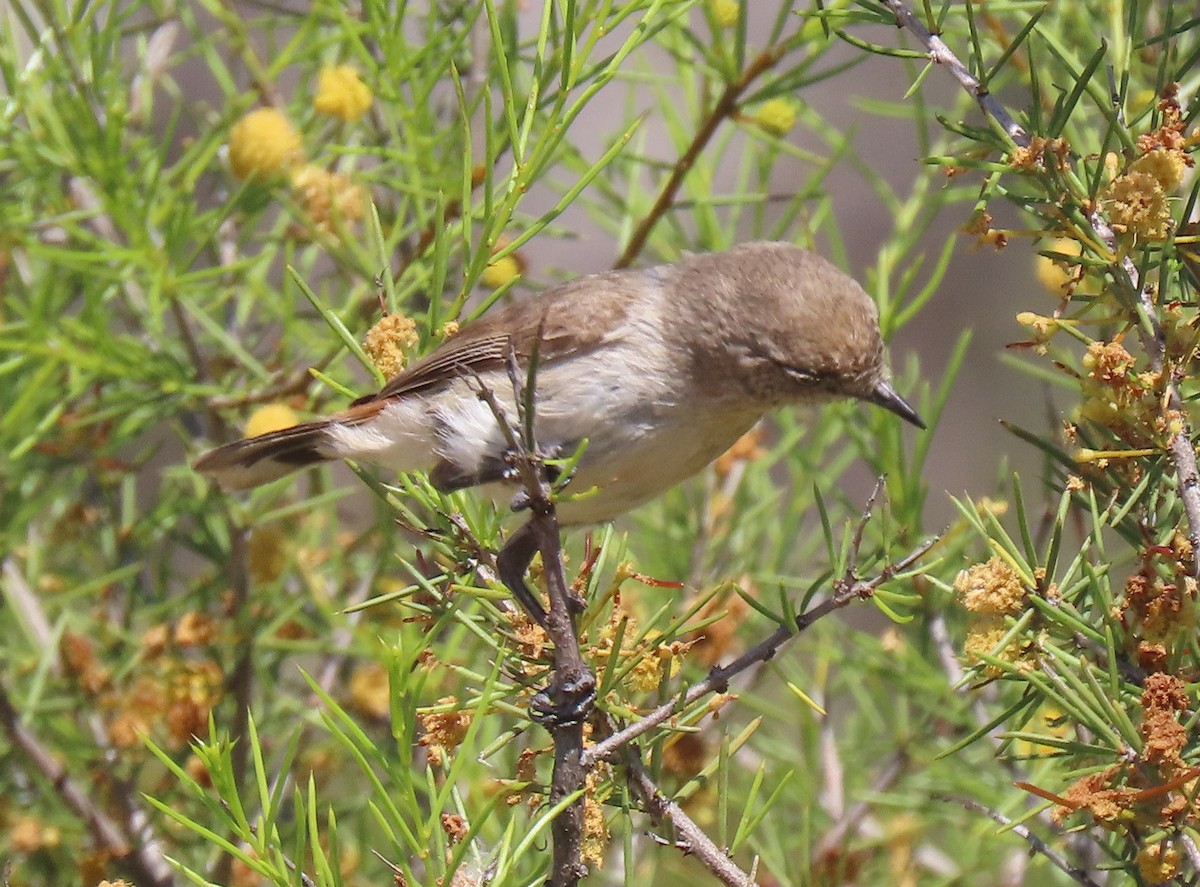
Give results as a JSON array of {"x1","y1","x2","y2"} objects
[
  {"x1": 613, "y1": 44, "x2": 789, "y2": 269},
  {"x1": 813, "y1": 751, "x2": 907, "y2": 861},
  {"x1": 583, "y1": 533, "x2": 938, "y2": 769},
  {"x1": 472, "y1": 352, "x2": 592, "y2": 887},
  {"x1": 624, "y1": 748, "x2": 756, "y2": 887},
  {"x1": 0, "y1": 682, "x2": 174, "y2": 887},
  {"x1": 932, "y1": 795, "x2": 1103, "y2": 887},
  {"x1": 879, "y1": 1, "x2": 1028, "y2": 146}
]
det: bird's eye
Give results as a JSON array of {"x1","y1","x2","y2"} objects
[{"x1": 780, "y1": 364, "x2": 821, "y2": 385}]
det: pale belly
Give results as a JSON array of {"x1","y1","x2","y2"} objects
[{"x1": 551, "y1": 405, "x2": 763, "y2": 525}]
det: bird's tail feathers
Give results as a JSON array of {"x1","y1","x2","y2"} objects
[{"x1": 193, "y1": 420, "x2": 335, "y2": 490}]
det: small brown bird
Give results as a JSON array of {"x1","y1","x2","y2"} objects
[{"x1": 195, "y1": 241, "x2": 923, "y2": 620}]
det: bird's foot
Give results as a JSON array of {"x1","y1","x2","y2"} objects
[{"x1": 529, "y1": 668, "x2": 596, "y2": 729}]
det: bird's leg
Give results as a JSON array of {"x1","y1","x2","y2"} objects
[
  {"x1": 496, "y1": 520, "x2": 549, "y2": 627},
  {"x1": 498, "y1": 520, "x2": 596, "y2": 728}
]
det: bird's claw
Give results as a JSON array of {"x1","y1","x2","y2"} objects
[{"x1": 529, "y1": 669, "x2": 596, "y2": 729}]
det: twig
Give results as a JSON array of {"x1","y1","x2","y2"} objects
[
  {"x1": 933, "y1": 795, "x2": 1103, "y2": 887},
  {"x1": 624, "y1": 749, "x2": 755, "y2": 887},
  {"x1": 614, "y1": 44, "x2": 788, "y2": 269},
  {"x1": 1, "y1": 556, "x2": 175, "y2": 887},
  {"x1": 878, "y1": 0, "x2": 1200, "y2": 568},
  {"x1": 1179, "y1": 833, "x2": 1200, "y2": 873},
  {"x1": 878, "y1": 1, "x2": 1028, "y2": 146},
  {"x1": 584, "y1": 533, "x2": 938, "y2": 768},
  {"x1": 473, "y1": 353, "x2": 592, "y2": 887},
  {"x1": 0, "y1": 682, "x2": 174, "y2": 887},
  {"x1": 213, "y1": 519, "x2": 253, "y2": 886}
]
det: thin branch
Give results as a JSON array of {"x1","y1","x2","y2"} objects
[
  {"x1": 474, "y1": 353, "x2": 592, "y2": 887},
  {"x1": 624, "y1": 750, "x2": 755, "y2": 887},
  {"x1": 878, "y1": 0, "x2": 1027, "y2": 145},
  {"x1": 933, "y1": 795, "x2": 1103, "y2": 887},
  {"x1": 0, "y1": 682, "x2": 174, "y2": 887},
  {"x1": 879, "y1": 0, "x2": 1200, "y2": 570},
  {"x1": 614, "y1": 44, "x2": 788, "y2": 269},
  {"x1": 584, "y1": 533, "x2": 938, "y2": 768},
  {"x1": 813, "y1": 752, "x2": 907, "y2": 860}
]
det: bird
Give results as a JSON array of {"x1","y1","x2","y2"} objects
[{"x1": 195, "y1": 241, "x2": 923, "y2": 622}]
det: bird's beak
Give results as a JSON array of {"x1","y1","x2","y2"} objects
[{"x1": 869, "y1": 380, "x2": 925, "y2": 429}]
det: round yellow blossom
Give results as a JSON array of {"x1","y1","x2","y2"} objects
[
  {"x1": 290, "y1": 164, "x2": 366, "y2": 233},
  {"x1": 962, "y1": 618, "x2": 1025, "y2": 676},
  {"x1": 363, "y1": 312, "x2": 419, "y2": 379},
  {"x1": 349, "y1": 661, "x2": 391, "y2": 719},
  {"x1": 244, "y1": 403, "x2": 299, "y2": 438},
  {"x1": 228, "y1": 108, "x2": 303, "y2": 180},
  {"x1": 1103, "y1": 170, "x2": 1172, "y2": 240},
  {"x1": 954, "y1": 555, "x2": 1028, "y2": 616},
  {"x1": 481, "y1": 253, "x2": 523, "y2": 289},
  {"x1": 314, "y1": 65, "x2": 373, "y2": 121},
  {"x1": 248, "y1": 525, "x2": 287, "y2": 584},
  {"x1": 1138, "y1": 841, "x2": 1181, "y2": 884},
  {"x1": 707, "y1": 0, "x2": 740, "y2": 28},
  {"x1": 752, "y1": 97, "x2": 798, "y2": 136},
  {"x1": 1129, "y1": 147, "x2": 1188, "y2": 193},
  {"x1": 1034, "y1": 237, "x2": 1082, "y2": 295}
]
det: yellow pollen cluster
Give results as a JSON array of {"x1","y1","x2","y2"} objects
[
  {"x1": 228, "y1": 108, "x2": 304, "y2": 180},
  {"x1": 1083, "y1": 340, "x2": 1136, "y2": 383},
  {"x1": 954, "y1": 555, "x2": 1028, "y2": 616},
  {"x1": 752, "y1": 98, "x2": 798, "y2": 136},
  {"x1": 363, "y1": 313, "x2": 420, "y2": 379},
  {"x1": 313, "y1": 65, "x2": 373, "y2": 121},
  {"x1": 1138, "y1": 842, "x2": 1181, "y2": 884},
  {"x1": 290, "y1": 164, "x2": 366, "y2": 233},
  {"x1": 1103, "y1": 170, "x2": 1172, "y2": 241},
  {"x1": 1130, "y1": 148, "x2": 1188, "y2": 193}
]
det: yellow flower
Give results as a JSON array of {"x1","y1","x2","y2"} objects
[
  {"x1": 314, "y1": 65, "x2": 373, "y2": 121},
  {"x1": 244, "y1": 403, "x2": 299, "y2": 438},
  {"x1": 1034, "y1": 237, "x2": 1082, "y2": 295},
  {"x1": 363, "y1": 313, "x2": 420, "y2": 379},
  {"x1": 1129, "y1": 147, "x2": 1188, "y2": 193},
  {"x1": 954, "y1": 555, "x2": 1028, "y2": 616},
  {"x1": 962, "y1": 618, "x2": 1023, "y2": 677},
  {"x1": 228, "y1": 108, "x2": 303, "y2": 180},
  {"x1": 481, "y1": 253, "x2": 523, "y2": 289},
  {"x1": 752, "y1": 98, "x2": 797, "y2": 136},
  {"x1": 1103, "y1": 170, "x2": 1172, "y2": 240},
  {"x1": 349, "y1": 662, "x2": 390, "y2": 719},
  {"x1": 707, "y1": 0, "x2": 739, "y2": 28},
  {"x1": 290, "y1": 164, "x2": 366, "y2": 233},
  {"x1": 1138, "y1": 842, "x2": 1181, "y2": 884}
]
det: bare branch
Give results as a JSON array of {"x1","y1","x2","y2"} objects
[
  {"x1": 933, "y1": 795, "x2": 1103, "y2": 887},
  {"x1": 0, "y1": 682, "x2": 174, "y2": 887},
  {"x1": 584, "y1": 533, "x2": 938, "y2": 768},
  {"x1": 625, "y1": 750, "x2": 755, "y2": 887}
]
